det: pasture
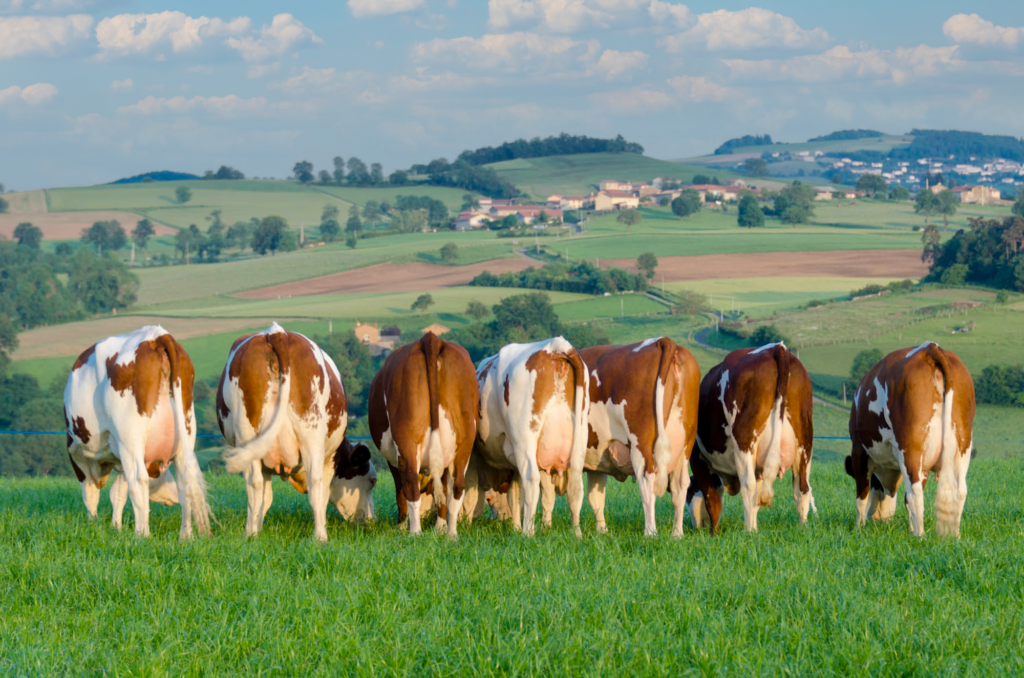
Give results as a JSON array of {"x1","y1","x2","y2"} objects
[{"x1": 1, "y1": 459, "x2": 1022, "y2": 675}]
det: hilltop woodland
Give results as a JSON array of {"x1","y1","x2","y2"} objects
[{"x1": 455, "y1": 133, "x2": 644, "y2": 165}]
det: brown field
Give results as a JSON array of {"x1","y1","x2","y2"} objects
[
  {"x1": 0, "y1": 211, "x2": 175, "y2": 240},
  {"x1": 236, "y1": 259, "x2": 537, "y2": 299},
  {"x1": 11, "y1": 316, "x2": 292, "y2": 361},
  {"x1": 602, "y1": 249, "x2": 929, "y2": 281}
]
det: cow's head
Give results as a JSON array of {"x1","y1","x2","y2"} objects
[{"x1": 330, "y1": 439, "x2": 377, "y2": 523}]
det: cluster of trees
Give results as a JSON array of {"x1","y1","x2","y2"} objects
[
  {"x1": 914, "y1": 189, "x2": 960, "y2": 231},
  {"x1": 975, "y1": 364, "x2": 1024, "y2": 408},
  {"x1": 762, "y1": 181, "x2": 817, "y2": 225},
  {"x1": 470, "y1": 260, "x2": 647, "y2": 295},
  {"x1": 455, "y1": 134, "x2": 644, "y2": 165},
  {"x1": 395, "y1": 195, "x2": 449, "y2": 230},
  {"x1": 843, "y1": 130, "x2": 1024, "y2": 165},
  {"x1": 202, "y1": 165, "x2": 245, "y2": 180},
  {"x1": 810, "y1": 130, "x2": 884, "y2": 142},
  {"x1": 294, "y1": 157, "x2": 395, "y2": 187},
  {"x1": 449, "y1": 292, "x2": 608, "y2": 363},
  {"x1": 925, "y1": 215, "x2": 1024, "y2": 290},
  {"x1": 690, "y1": 174, "x2": 722, "y2": 185},
  {"x1": 714, "y1": 135, "x2": 773, "y2": 155},
  {"x1": 416, "y1": 159, "x2": 517, "y2": 199},
  {"x1": 671, "y1": 189, "x2": 703, "y2": 218},
  {"x1": 0, "y1": 181, "x2": 7, "y2": 213}
]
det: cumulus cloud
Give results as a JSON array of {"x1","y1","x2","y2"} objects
[
  {"x1": 413, "y1": 32, "x2": 599, "y2": 71},
  {"x1": 590, "y1": 49, "x2": 648, "y2": 81},
  {"x1": 96, "y1": 11, "x2": 250, "y2": 57},
  {"x1": 943, "y1": 14, "x2": 1021, "y2": 49},
  {"x1": 489, "y1": 0, "x2": 691, "y2": 33},
  {"x1": 110, "y1": 78, "x2": 133, "y2": 90},
  {"x1": 117, "y1": 94, "x2": 269, "y2": 117},
  {"x1": 226, "y1": 14, "x2": 321, "y2": 62},
  {"x1": 0, "y1": 14, "x2": 92, "y2": 58},
  {"x1": 0, "y1": 82, "x2": 58, "y2": 106},
  {"x1": 723, "y1": 44, "x2": 962, "y2": 84},
  {"x1": 659, "y1": 8, "x2": 831, "y2": 52},
  {"x1": 348, "y1": 0, "x2": 425, "y2": 18}
]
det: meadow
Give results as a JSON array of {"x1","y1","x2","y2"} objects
[{"x1": 1, "y1": 458, "x2": 1021, "y2": 676}]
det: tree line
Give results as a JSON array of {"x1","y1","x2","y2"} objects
[
  {"x1": 714, "y1": 134, "x2": 773, "y2": 155},
  {"x1": 455, "y1": 133, "x2": 644, "y2": 166},
  {"x1": 470, "y1": 260, "x2": 648, "y2": 295},
  {"x1": 925, "y1": 214, "x2": 1024, "y2": 290}
]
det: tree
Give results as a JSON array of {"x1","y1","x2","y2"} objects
[
  {"x1": 692, "y1": 174, "x2": 710, "y2": 185},
  {"x1": 346, "y1": 205, "x2": 363, "y2": 234},
  {"x1": 1014, "y1": 193, "x2": 1024, "y2": 218},
  {"x1": 616, "y1": 209, "x2": 642, "y2": 232},
  {"x1": 251, "y1": 216, "x2": 288, "y2": 255},
  {"x1": 320, "y1": 218, "x2": 340, "y2": 242},
  {"x1": 0, "y1": 196, "x2": 7, "y2": 213},
  {"x1": 850, "y1": 348, "x2": 883, "y2": 385},
  {"x1": 226, "y1": 221, "x2": 253, "y2": 251},
  {"x1": 744, "y1": 158, "x2": 769, "y2": 177},
  {"x1": 68, "y1": 248, "x2": 139, "y2": 313},
  {"x1": 637, "y1": 252, "x2": 657, "y2": 279},
  {"x1": 318, "y1": 170, "x2": 332, "y2": 185},
  {"x1": 346, "y1": 233, "x2": 358, "y2": 249},
  {"x1": 461, "y1": 194, "x2": 478, "y2": 211},
  {"x1": 389, "y1": 169, "x2": 409, "y2": 186},
  {"x1": 411, "y1": 293, "x2": 434, "y2": 315},
  {"x1": 855, "y1": 174, "x2": 888, "y2": 198},
  {"x1": 671, "y1": 189, "x2": 702, "y2": 218},
  {"x1": 921, "y1": 224, "x2": 941, "y2": 264},
  {"x1": 174, "y1": 186, "x2": 192, "y2": 204},
  {"x1": 936, "y1": 189, "x2": 958, "y2": 231},
  {"x1": 132, "y1": 219, "x2": 155, "y2": 250},
  {"x1": 940, "y1": 263, "x2": 968, "y2": 286},
  {"x1": 347, "y1": 157, "x2": 369, "y2": 185},
  {"x1": 363, "y1": 201, "x2": 381, "y2": 223},
  {"x1": 293, "y1": 160, "x2": 314, "y2": 184},
  {"x1": 440, "y1": 242, "x2": 458, "y2": 262},
  {"x1": 750, "y1": 324, "x2": 789, "y2": 345},
  {"x1": 890, "y1": 185, "x2": 911, "y2": 201},
  {"x1": 13, "y1": 222, "x2": 42, "y2": 249},
  {"x1": 737, "y1": 194, "x2": 764, "y2": 229},
  {"x1": 332, "y1": 156, "x2": 345, "y2": 185},
  {"x1": 914, "y1": 189, "x2": 939, "y2": 226},
  {"x1": 81, "y1": 220, "x2": 126, "y2": 254},
  {"x1": 780, "y1": 204, "x2": 810, "y2": 225},
  {"x1": 370, "y1": 163, "x2": 384, "y2": 185},
  {"x1": 466, "y1": 300, "x2": 490, "y2": 321}
]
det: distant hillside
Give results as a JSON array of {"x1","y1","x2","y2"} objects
[
  {"x1": 110, "y1": 170, "x2": 200, "y2": 184},
  {"x1": 809, "y1": 130, "x2": 883, "y2": 142},
  {"x1": 714, "y1": 135, "x2": 773, "y2": 155},
  {"x1": 456, "y1": 133, "x2": 644, "y2": 166},
  {"x1": 887, "y1": 129, "x2": 1024, "y2": 163}
]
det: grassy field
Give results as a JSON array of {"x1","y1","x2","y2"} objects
[
  {"x1": 1, "y1": 457, "x2": 1021, "y2": 675},
  {"x1": 677, "y1": 133, "x2": 915, "y2": 163},
  {"x1": 666, "y1": 276, "x2": 902, "y2": 316}
]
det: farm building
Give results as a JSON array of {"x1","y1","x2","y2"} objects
[
  {"x1": 950, "y1": 185, "x2": 1003, "y2": 205},
  {"x1": 354, "y1": 321, "x2": 399, "y2": 356},
  {"x1": 420, "y1": 323, "x2": 450, "y2": 336}
]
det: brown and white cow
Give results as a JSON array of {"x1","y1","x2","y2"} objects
[
  {"x1": 580, "y1": 338, "x2": 700, "y2": 536},
  {"x1": 217, "y1": 324, "x2": 375, "y2": 543},
  {"x1": 476, "y1": 337, "x2": 588, "y2": 536},
  {"x1": 369, "y1": 332, "x2": 479, "y2": 538},
  {"x1": 688, "y1": 342, "x2": 815, "y2": 534},
  {"x1": 845, "y1": 342, "x2": 975, "y2": 537},
  {"x1": 398, "y1": 454, "x2": 511, "y2": 526},
  {"x1": 63, "y1": 325, "x2": 211, "y2": 539}
]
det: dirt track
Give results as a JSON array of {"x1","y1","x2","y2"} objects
[
  {"x1": 602, "y1": 249, "x2": 929, "y2": 281},
  {"x1": 237, "y1": 249, "x2": 928, "y2": 299},
  {"x1": 0, "y1": 211, "x2": 175, "y2": 240},
  {"x1": 235, "y1": 259, "x2": 538, "y2": 299}
]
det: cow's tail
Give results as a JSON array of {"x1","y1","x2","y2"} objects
[
  {"x1": 223, "y1": 328, "x2": 292, "y2": 474},
  {"x1": 423, "y1": 333, "x2": 446, "y2": 508},
  {"x1": 758, "y1": 342, "x2": 790, "y2": 507},
  {"x1": 155, "y1": 333, "x2": 211, "y2": 537},
  {"x1": 652, "y1": 338, "x2": 677, "y2": 496},
  {"x1": 928, "y1": 343, "x2": 961, "y2": 536},
  {"x1": 561, "y1": 347, "x2": 588, "y2": 497}
]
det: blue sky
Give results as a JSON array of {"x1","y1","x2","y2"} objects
[{"x1": 1, "y1": 0, "x2": 1023, "y2": 189}]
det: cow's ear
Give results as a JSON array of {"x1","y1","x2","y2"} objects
[
  {"x1": 844, "y1": 456, "x2": 854, "y2": 477},
  {"x1": 352, "y1": 443, "x2": 371, "y2": 466}
]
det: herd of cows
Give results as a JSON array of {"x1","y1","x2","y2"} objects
[{"x1": 61, "y1": 323, "x2": 976, "y2": 542}]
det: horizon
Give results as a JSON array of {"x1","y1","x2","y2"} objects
[{"x1": 2, "y1": 1, "x2": 1023, "y2": 190}]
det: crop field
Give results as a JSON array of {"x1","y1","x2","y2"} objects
[{"x1": 1, "y1": 457, "x2": 1022, "y2": 675}]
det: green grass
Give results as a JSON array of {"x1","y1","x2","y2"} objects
[
  {"x1": 2, "y1": 459, "x2": 1022, "y2": 675},
  {"x1": 554, "y1": 293, "x2": 668, "y2": 321},
  {"x1": 666, "y1": 277, "x2": 905, "y2": 317},
  {"x1": 678, "y1": 133, "x2": 915, "y2": 161}
]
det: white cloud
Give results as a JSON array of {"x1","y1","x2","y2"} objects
[
  {"x1": 0, "y1": 14, "x2": 92, "y2": 58},
  {"x1": 943, "y1": 14, "x2": 1021, "y2": 49},
  {"x1": 659, "y1": 8, "x2": 830, "y2": 52},
  {"x1": 117, "y1": 94, "x2": 269, "y2": 117},
  {"x1": 95, "y1": 11, "x2": 250, "y2": 57},
  {"x1": 723, "y1": 44, "x2": 962, "y2": 84},
  {"x1": 348, "y1": 0, "x2": 426, "y2": 18},
  {"x1": 413, "y1": 32, "x2": 599, "y2": 71},
  {"x1": 0, "y1": 82, "x2": 58, "y2": 106},
  {"x1": 226, "y1": 14, "x2": 320, "y2": 62},
  {"x1": 488, "y1": 0, "x2": 689, "y2": 33},
  {"x1": 110, "y1": 78, "x2": 133, "y2": 91},
  {"x1": 666, "y1": 74, "x2": 735, "y2": 102},
  {"x1": 247, "y1": 62, "x2": 280, "y2": 79},
  {"x1": 590, "y1": 49, "x2": 648, "y2": 81}
]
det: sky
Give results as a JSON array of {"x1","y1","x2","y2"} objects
[{"x1": 1, "y1": 0, "x2": 1023, "y2": 190}]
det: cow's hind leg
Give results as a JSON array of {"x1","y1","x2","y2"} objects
[
  {"x1": 586, "y1": 471, "x2": 608, "y2": 534},
  {"x1": 305, "y1": 446, "x2": 329, "y2": 543},
  {"x1": 736, "y1": 449, "x2": 759, "y2": 532},
  {"x1": 897, "y1": 451, "x2": 925, "y2": 537},
  {"x1": 631, "y1": 447, "x2": 658, "y2": 537},
  {"x1": 519, "y1": 453, "x2": 542, "y2": 537},
  {"x1": 792, "y1": 451, "x2": 814, "y2": 525},
  {"x1": 539, "y1": 472, "x2": 556, "y2": 527},
  {"x1": 110, "y1": 470, "x2": 128, "y2": 530},
  {"x1": 669, "y1": 463, "x2": 690, "y2": 538},
  {"x1": 117, "y1": 439, "x2": 152, "y2": 537},
  {"x1": 243, "y1": 460, "x2": 267, "y2": 537},
  {"x1": 688, "y1": 454, "x2": 723, "y2": 534},
  {"x1": 508, "y1": 474, "x2": 522, "y2": 531}
]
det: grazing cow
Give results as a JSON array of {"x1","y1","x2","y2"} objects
[
  {"x1": 580, "y1": 338, "x2": 700, "y2": 536},
  {"x1": 217, "y1": 324, "x2": 375, "y2": 542},
  {"x1": 845, "y1": 342, "x2": 975, "y2": 537},
  {"x1": 688, "y1": 342, "x2": 815, "y2": 534},
  {"x1": 368, "y1": 332, "x2": 479, "y2": 538},
  {"x1": 399, "y1": 454, "x2": 511, "y2": 525},
  {"x1": 63, "y1": 325, "x2": 211, "y2": 539},
  {"x1": 476, "y1": 337, "x2": 588, "y2": 536}
]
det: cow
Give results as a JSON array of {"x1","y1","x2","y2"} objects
[
  {"x1": 688, "y1": 342, "x2": 815, "y2": 534},
  {"x1": 580, "y1": 338, "x2": 700, "y2": 537},
  {"x1": 475, "y1": 337, "x2": 588, "y2": 536},
  {"x1": 217, "y1": 324, "x2": 375, "y2": 543},
  {"x1": 63, "y1": 325, "x2": 211, "y2": 539},
  {"x1": 368, "y1": 332, "x2": 479, "y2": 538},
  {"x1": 398, "y1": 454, "x2": 511, "y2": 526},
  {"x1": 845, "y1": 342, "x2": 975, "y2": 537}
]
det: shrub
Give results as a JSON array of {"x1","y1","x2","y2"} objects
[
  {"x1": 850, "y1": 349, "x2": 883, "y2": 385},
  {"x1": 750, "y1": 324, "x2": 789, "y2": 345}
]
